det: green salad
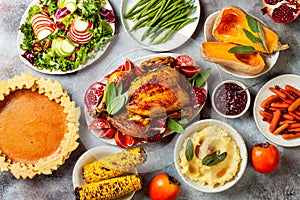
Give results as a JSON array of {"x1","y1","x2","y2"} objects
[{"x1": 19, "y1": 0, "x2": 115, "y2": 72}]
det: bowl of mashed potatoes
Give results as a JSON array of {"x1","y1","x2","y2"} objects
[{"x1": 174, "y1": 119, "x2": 248, "y2": 193}]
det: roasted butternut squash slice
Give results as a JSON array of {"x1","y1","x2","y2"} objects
[
  {"x1": 212, "y1": 6, "x2": 288, "y2": 53},
  {"x1": 200, "y1": 42, "x2": 265, "y2": 75}
]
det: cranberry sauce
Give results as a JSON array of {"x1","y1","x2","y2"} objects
[{"x1": 214, "y1": 83, "x2": 247, "y2": 115}]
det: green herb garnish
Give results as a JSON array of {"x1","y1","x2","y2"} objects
[
  {"x1": 202, "y1": 150, "x2": 227, "y2": 166},
  {"x1": 105, "y1": 82, "x2": 128, "y2": 115},
  {"x1": 185, "y1": 139, "x2": 194, "y2": 162},
  {"x1": 188, "y1": 68, "x2": 211, "y2": 87},
  {"x1": 228, "y1": 14, "x2": 270, "y2": 54},
  {"x1": 166, "y1": 118, "x2": 188, "y2": 133}
]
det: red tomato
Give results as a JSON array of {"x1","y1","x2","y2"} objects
[
  {"x1": 148, "y1": 173, "x2": 180, "y2": 200},
  {"x1": 251, "y1": 142, "x2": 280, "y2": 174}
]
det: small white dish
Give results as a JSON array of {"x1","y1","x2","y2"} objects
[
  {"x1": 204, "y1": 11, "x2": 279, "y2": 79},
  {"x1": 72, "y1": 146, "x2": 137, "y2": 200},
  {"x1": 120, "y1": 0, "x2": 200, "y2": 52},
  {"x1": 212, "y1": 80, "x2": 251, "y2": 118},
  {"x1": 253, "y1": 74, "x2": 300, "y2": 147},
  {"x1": 174, "y1": 119, "x2": 248, "y2": 193}
]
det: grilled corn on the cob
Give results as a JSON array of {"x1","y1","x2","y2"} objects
[
  {"x1": 75, "y1": 175, "x2": 143, "y2": 200},
  {"x1": 82, "y1": 147, "x2": 147, "y2": 183}
]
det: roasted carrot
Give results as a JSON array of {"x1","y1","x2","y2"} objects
[
  {"x1": 273, "y1": 123, "x2": 289, "y2": 135},
  {"x1": 260, "y1": 95, "x2": 277, "y2": 108},
  {"x1": 280, "y1": 97, "x2": 294, "y2": 105},
  {"x1": 269, "y1": 110, "x2": 281, "y2": 133},
  {"x1": 279, "y1": 120, "x2": 296, "y2": 125},
  {"x1": 294, "y1": 110, "x2": 300, "y2": 116},
  {"x1": 280, "y1": 88, "x2": 295, "y2": 100},
  {"x1": 289, "y1": 123, "x2": 300, "y2": 128},
  {"x1": 259, "y1": 110, "x2": 273, "y2": 119},
  {"x1": 269, "y1": 87, "x2": 287, "y2": 99},
  {"x1": 285, "y1": 84, "x2": 300, "y2": 97},
  {"x1": 289, "y1": 111, "x2": 300, "y2": 120},
  {"x1": 270, "y1": 102, "x2": 290, "y2": 109},
  {"x1": 282, "y1": 113, "x2": 295, "y2": 120},
  {"x1": 288, "y1": 128, "x2": 300, "y2": 132},
  {"x1": 282, "y1": 133, "x2": 300, "y2": 140},
  {"x1": 268, "y1": 107, "x2": 283, "y2": 112},
  {"x1": 288, "y1": 97, "x2": 300, "y2": 112}
]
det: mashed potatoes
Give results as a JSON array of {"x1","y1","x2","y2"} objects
[{"x1": 179, "y1": 125, "x2": 241, "y2": 187}]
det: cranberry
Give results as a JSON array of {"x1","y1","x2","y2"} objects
[{"x1": 214, "y1": 82, "x2": 248, "y2": 116}]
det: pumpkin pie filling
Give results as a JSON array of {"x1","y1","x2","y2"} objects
[
  {"x1": 0, "y1": 73, "x2": 80, "y2": 179},
  {"x1": 0, "y1": 89, "x2": 67, "y2": 165}
]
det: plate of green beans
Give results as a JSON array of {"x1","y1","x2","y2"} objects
[{"x1": 121, "y1": 0, "x2": 200, "y2": 52}]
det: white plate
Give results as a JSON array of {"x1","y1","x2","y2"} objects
[
  {"x1": 85, "y1": 53, "x2": 208, "y2": 146},
  {"x1": 120, "y1": 0, "x2": 200, "y2": 52},
  {"x1": 204, "y1": 11, "x2": 279, "y2": 79},
  {"x1": 253, "y1": 74, "x2": 300, "y2": 147},
  {"x1": 17, "y1": 0, "x2": 115, "y2": 75},
  {"x1": 174, "y1": 119, "x2": 248, "y2": 193},
  {"x1": 72, "y1": 146, "x2": 137, "y2": 200}
]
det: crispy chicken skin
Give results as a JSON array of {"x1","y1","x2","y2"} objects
[
  {"x1": 140, "y1": 56, "x2": 176, "y2": 72},
  {"x1": 127, "y1": 66, "x2": 193, "y2": 117}
]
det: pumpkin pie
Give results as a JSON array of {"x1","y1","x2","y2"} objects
[{"x1": 0, "y1": 73, "x2": 80, "y2": 179}]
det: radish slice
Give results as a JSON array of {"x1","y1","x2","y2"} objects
[{"x1": 73, "y1": 18, "x2": 91, "y2": 32}]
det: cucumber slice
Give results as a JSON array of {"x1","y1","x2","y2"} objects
[{"x1": 59, "y1": 39, "x2": 75, "y2": 57}]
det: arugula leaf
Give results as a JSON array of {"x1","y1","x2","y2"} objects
[
  {"x1": 246, "y1": 14, "x2": 258, "y2": 33},
  {"x1": 185, "y1": 139, "x2": 194, "y2": 162},
  {"x1": 228, "y1": 45, "x2": 256, "y2": 54}
]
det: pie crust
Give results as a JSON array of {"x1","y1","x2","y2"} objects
[{"x1": 0, "y1": 73, "x2": 80, "y2": 179}]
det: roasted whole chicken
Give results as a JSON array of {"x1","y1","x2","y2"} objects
[{"x1": 84, "y1": 55, "x2": 208, "y2": 148}]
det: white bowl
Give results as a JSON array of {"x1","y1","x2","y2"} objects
[
  {"x1": 174, "y1": 119, "x2": 248, "y2": 193},
  {"x1": 72, "y1": 146, "x2": 137, "y2": 200},
  {"x1": 212, "y1": 80, "x2": 251, "y2": 118}
]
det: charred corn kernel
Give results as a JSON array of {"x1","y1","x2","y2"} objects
[
  {"x1": 82, "y1": 147, "x2": 147, "y2": 183},
  {"x1": 75, "y1": 175, "x2": 143, "y2": 200}
]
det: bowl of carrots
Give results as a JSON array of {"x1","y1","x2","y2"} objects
[{"x1": 253, "y1": 74, "x2": 300, "y2": 147}]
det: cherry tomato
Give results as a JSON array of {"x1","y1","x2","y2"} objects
[
  {"x1": 251, "y1": 142, "x2": 280, "y2": 174},
  {"x1": 148, "y1": 173, "x2": 180, "y2": 200}
]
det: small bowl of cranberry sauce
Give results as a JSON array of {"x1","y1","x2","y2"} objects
[{"x1": 212, "y1": 80, "x2": 251, "y2": 118}]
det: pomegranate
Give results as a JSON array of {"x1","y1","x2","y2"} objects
[
  {"x1": 192, "y1": 87, "x2": 207, "y2": 108},
  {"x1": 84, "y1": 82, "x2": 106, "y2": 113},
  {"x1": 261, "y1": 0, "x2": 300, "y2": 23}
]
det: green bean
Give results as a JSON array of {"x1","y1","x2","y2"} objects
[
  {"x1": 161, "y1": 6, "x2": 196, "y2": 27},
  {"x1": 124, "y1": 0, "x2": 149, "y2": 19},
  {"x1": 131, "y1": 11, "x2": 157, "y2": 31},
  {"x1": 151, "y1": 24, "x2": 178, "y2": 45},
  {"x1": 139, "y1": 0, "x2": 162, "y2": 18},
  {"x1": 133, "y1": 0, "x2": 159, "y2": 21}
]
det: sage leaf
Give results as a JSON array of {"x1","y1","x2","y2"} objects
[
  {"x1": 243, "y1": 29, "x2": 260, "y2": 43},
  {"x1": 105, "y1": 82, "x2": 116, "y2": 104},
  {"x1": 228, "y1": 45, "x2": 256, "y2": 54},
  {"x1": 202, "y1": 150, "x2": 228, "y2": 166},
  {"x1": 185, "y1": 139, "x2": 194, "y2": 162},
  {"x1": 167, "y1": 118, "x2": 184, "y2": 133},
  {"x1": 177, "y1": 118, "x2": 188, "y2": 124},
  {"x1": 107, "y1": 95, "x2": 126, "y2": 115},
  {"x1": 257, "y1": 22, "x2": 270, "y2": 53},
  {"x1": 116, "y1": 82, "x2": 123, "y2": 96},
  {"x1": 246, "y1": 15, "x2": 258, "y2": 33},
  {"x1": 195, "y1": 68, "x2": 211, "y2": 87}
]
